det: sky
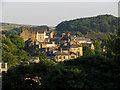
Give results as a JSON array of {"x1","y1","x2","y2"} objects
[{"x1": 0, "y1": 0, "x2": 119, "y2": 26}]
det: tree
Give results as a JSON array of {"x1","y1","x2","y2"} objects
[
  {"x1": 8, "y1": 35, "x2": 25, "y2": 49},
  {"x1": 56, "y1": 15, "x2": 118, "y2": 34},
  {"x1": 2, "y1": 30, "x2": 18, "y2": 36},
  {"x1": 2, "y1": 51, "x2": 18, "y2": 66},
  {"x1": 34, "y1": 52, "x2": 48, "y2": 61},
  {"x1": 2, "y1": 36, "x2": 30, "y2": 66},
  {"x1": 83, "y1": 45, "x2": 95, "y2": 56},
  {"x1": 92, "y1": 39, "x2": 101, "y2": 54},
  {"x1": 41, "y1": 55, "x2": 120, "y2": 89},
  {"x1": 2, "y1": 59, "x2": 55, "y2": 90}
]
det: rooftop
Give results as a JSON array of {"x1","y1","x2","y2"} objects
[{"x1": 85, "y1": 33, "x2": 106, "y2": 39}]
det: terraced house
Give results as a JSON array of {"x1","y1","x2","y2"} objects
[{"x1": 20, "y1": 28, "x2": 94, "y2": 62}]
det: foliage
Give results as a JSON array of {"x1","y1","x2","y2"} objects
[
  {"x1": 83, "y1": 45, "x2": 95, "y2": 56},
  {"x1": 56, "y1": 15, "x2": 118, "y2": 34},
  {"x1": 33, "y1": 51, "x2": 48, "y2": 61},
  {"x1": 31, "y1": 25, "x2": 49, "y2": 31},
  {"x1": 8, "y1": 35, "x2": 25, "y2": 49},
  {"x1": 101, "y1": 34, "x2": 120, "y2": 57},
  {"x1": 2, "y1": 55, "x2": 120, "y2": 89},
  {"x1": 2, "y1": 36, "x2": 30, "y2": 66},
  {"x1": 91, "y1": 39, "x2": 101, "y2": 54},
  {"x1": 2, "y1": 59, "x2": 55, "y2": 90},
  {"x1": 41, "y1": 55, "x2": 120, "y2": 89}
]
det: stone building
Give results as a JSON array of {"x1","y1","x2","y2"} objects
[
  {"x1": 0, "y1": 62, "x2": 7, "y2": 72},
  {"x1": 29, "y1": 57, "x2": 40, "y2": 63},
  {"x1": 20, "y1": 27, "x2": 54, "y2": 42},
  {"x1": 46, "y1": 44, "x2": 83, "y2": 62}
]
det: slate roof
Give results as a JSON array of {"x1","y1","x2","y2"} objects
[
  {"x1": 54, "y1": 51, "x2": 69, "y2": 55},
  {"x1": 70, "y1": 44, "x2": 82, "y2": 48},
  {"x1": 45, "y1": 42, "x2": 53, "y2": 44},
  {"x1": 71, "y1": 37, "x2": 91, "y2": 41},
  {"x1": 61, "y1": 46, "x2": 70, "y2": 50},
  {"x1": 50, "y1": 38, "x2": 59, "y2": 41},
  {"x1": 61, "y1": 36, "x2": 70, "y2": 40},
  {"x1": 60, "y1": 43, "x2": 82, "y2": 49},
  {"x1": 54, "y1": 51, "x2": 77, "y2": 55},
  {"x1": 85, "y1": 34, "x2": 106, "y2": 39}
]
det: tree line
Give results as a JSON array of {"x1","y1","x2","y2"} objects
[{"x1": 56, "y1": 14, "x2": 118, "y2": 34}]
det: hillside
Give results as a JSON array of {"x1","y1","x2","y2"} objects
[
  {"x1": 0, "y1": 23, "x2": 55, "y2": 33},
  {"x1": 0, "y1": 22, "x2": 37, "y2": 31},
  {"x1": 55, "y1": 15, "x2": 118, "y2": 34}
]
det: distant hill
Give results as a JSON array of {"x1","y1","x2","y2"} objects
[
  {"x1": 0, "y1": 22, "x2": 37, "y2": 31},
  {"x1": 1, "y1": 23, "x2": 53, "y2": 36},
  {"x1": 0, "y1": 23, "x2": 54, "y2": 32},
  {"x1": 55, "y1": 15, "x2": 118, "y2": 34}
]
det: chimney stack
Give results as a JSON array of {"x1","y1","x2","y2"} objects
[
  {"x1": 60, "y1": 47, "x2": 62, "y2": 52},
  {"x1": 45, "y1": 48, "x2": 47, "y2": 52},
  {"x1": 67, "y1": 33, "x2": 70, "y2": 36}
]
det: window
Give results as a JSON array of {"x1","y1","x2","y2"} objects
[
  {"x1": 1, "y1": 63, "x2": 5, "y2": 68},
  {"x1": 25, "y1": 36, "x2": 27, "y2": 39},
  {"x1": 59, "y1": 56, "x2": 61, "y2": 59},
  {"x1": 25, "y1": 33, "x2": 27, "y2": 35},
  {"x1": 71, "y1": 56, "x2": 75, "y2": 59},
  {"x1": 78, "y1": 48, "x2": 79, "y2": 50},
  {"x1": 40, "y1": 37, "x2": 41, "y2": 39},
  {"x1": 64, "y1": 56, "x2": 65, "y2": 59},
  {"x1": 74, "y1": 48, "x2": 76, "y2": 50}
]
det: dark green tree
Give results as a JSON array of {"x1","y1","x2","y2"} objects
[
  {"x1": 83, "y1": 45, "x2": 95, "y2": 56},
  {"x1": 8, "y1": 35, "x2": 25, "y2": 49}
]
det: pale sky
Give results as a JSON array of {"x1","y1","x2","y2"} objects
[{"x1": 1, "y1": 1, "x2": 119, "y2": 26}]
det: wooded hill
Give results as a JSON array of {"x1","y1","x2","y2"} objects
[{"x1": 56, "y1": 15, "x2": 119, "y2": 34}]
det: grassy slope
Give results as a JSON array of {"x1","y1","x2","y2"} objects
[{"x1": 0, "y1": 23, "x2": 37, "y2": 31}]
